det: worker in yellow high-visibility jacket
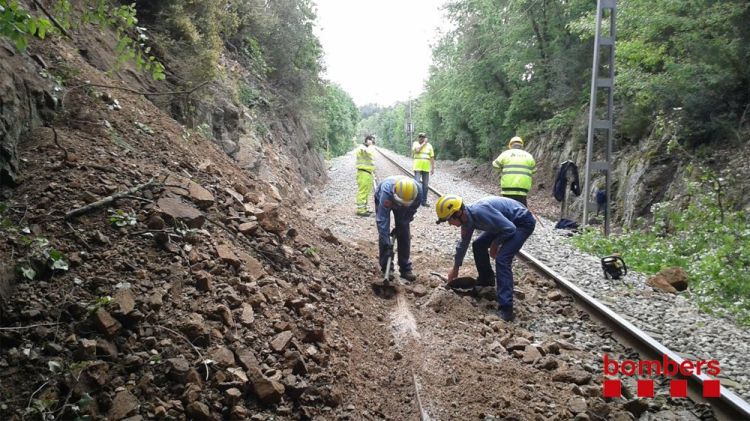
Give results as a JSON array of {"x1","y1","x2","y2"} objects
[
  {"x1": 355, "y1": 135, "x2": 377, "y2": 216},
  {"x1": 492, "y1": 136, "x2": 536, "y2": 207},
  {"x1": 411, "y1": 133, "x2": 435, "y2": 207}
]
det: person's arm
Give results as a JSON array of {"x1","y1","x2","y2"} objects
[
  {"x1": 375, "y1": 190, "x2": 392, "y2": 248},
  {"x1": 401, "y1": 183, "x2": 423, "y2": 223},
  {"x1": 402, "y1": 200, "x2": 420, "y2": 223},
  {"x1": 448, "y1": 225, "x2": 473, "y2": 281},
  {"x1": 453, "y1": 225, "x2": 474, "y2": 269},
  {"x1": 492, "y1": 153, "x2": 504, "y2": 170}
]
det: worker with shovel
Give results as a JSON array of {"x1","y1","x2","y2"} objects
[
  {"x1": 436, "y1": 195, "x2": 535, "y2": 322},
  {"x1": 374, "y1": 176, "x2": 423, "y2": 282}
]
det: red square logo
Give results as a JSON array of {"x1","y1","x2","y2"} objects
[
  {"x1": 603, "y1": 379, "x2": 621, "y2": 398},
  {"x1": 703, "y1": 379, "x2": 721, "y2": 398},
  {"x1": 670, "y1": 379, "x2": 688, "y2": 398},
  {"x1": 637, "y1": 379, "x2": 654, "y2": 398}
]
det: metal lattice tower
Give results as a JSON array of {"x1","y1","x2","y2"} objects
[{"x1": 582, "y1": 0, "x2": 616, "y2": 235}]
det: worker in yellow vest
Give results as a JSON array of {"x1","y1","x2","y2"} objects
[
  {"x1": 355, "y1": 135, "x2": 377, "y2": 216},
  {"x1": 411, "y1": 133, "x2": 435, "y2": 207},
  {"x1": 492, "y1": 136, "x2": 536, "y2": 207}
]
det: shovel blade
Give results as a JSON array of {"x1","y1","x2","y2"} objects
[
  {"x1": 445, "y1": 276, "x2": 480, "y2": 297},
  {"x1": 371, "y1": 280, "x2": 398, "y2": 299},
  {"x1": 446, "y1": 276, "x2": 477, "y2": 289}
]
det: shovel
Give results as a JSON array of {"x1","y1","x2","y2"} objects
[{"x1": 430, "y1": 272, "x2": 479, "y2": 296}]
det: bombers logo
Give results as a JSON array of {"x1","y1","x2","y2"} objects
[{"x1": 602, "y1": 354, "x2": 722, "y2": 398}]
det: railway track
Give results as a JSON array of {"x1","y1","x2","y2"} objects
[{"x1": 374, "y1": 146, "x2": 750, "y2": 421}]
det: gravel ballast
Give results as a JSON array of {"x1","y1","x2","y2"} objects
[{"x1": 369, "y1": 147, "x2": 750, "y2": 401}]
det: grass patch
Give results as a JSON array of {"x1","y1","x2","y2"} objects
[{"x1": 571, "y1": 184, "x2": 750, "y2": 325}]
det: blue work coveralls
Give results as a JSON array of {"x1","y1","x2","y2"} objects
[
  {"x1": 374, "y1": 176, "x2": 423, "y2": 274},
  {"x1": 453, "y1": 197, "x2": 536, "y2": 310}
]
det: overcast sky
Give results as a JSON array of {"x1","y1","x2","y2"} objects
[{"x1": 313, "y1": 0, "x2": 450, "y2": 107}]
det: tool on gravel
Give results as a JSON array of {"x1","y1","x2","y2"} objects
[
  {"x1": 601, "y1": 254, "x2": 627, "y2": 281},
  {"x1": 372, "y1": 230, "x2": 399, "y2": 299},
  {"x1": 431, "y1": 272, "x2": 480, "y2": 296}
]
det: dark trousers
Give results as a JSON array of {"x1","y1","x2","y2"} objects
[
  {"x1": 414, "y1": 171, "x2": 430, "y2": 205},
  {"x1": 472, "y1": 213, "x2": 536, "y2": 309},
  {"x1": 502, "y1": 194, "x2": 527, "y2": 207},
  {"x1": 374, "y1": 196, "x2": 412, "y2": 274}
]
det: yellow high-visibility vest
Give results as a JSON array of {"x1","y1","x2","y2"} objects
[
  {"x1": 412, "y1": 142, "x2": 434, "y2": 172},
  {"x1": 492, "y1": 149, "x2": 536, "y2": 196},
  {"x1": 356, "y1": 145, "x2": 375, "y2": 172}
]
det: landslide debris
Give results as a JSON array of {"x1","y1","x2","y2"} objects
[{"x1": 0, "y1": 34, "x2": 403, "y2": 421}]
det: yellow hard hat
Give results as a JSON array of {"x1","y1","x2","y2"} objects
[
  {"x1": 435, "y1": 194, "x2": 463, "y2": 223},
  {"x1": 508, "y1": 136, "x2": 524, "y2": 148},
  {"x1": 393, "y1": 177, "x2": 418, "y2": 206}
]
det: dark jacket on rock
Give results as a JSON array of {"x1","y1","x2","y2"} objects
[{"x1": 553, "y1": 160, "x2": 581, "y2": 202}]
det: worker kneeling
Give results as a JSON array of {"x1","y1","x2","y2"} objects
[
  {"x1": 436, "y1": 195, "x2": 536, "y2": 322},
  {"x1": 374, "y1": 176, "x2": 423, "y2": 282}
]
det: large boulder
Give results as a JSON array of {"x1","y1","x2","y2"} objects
[{"x1": 647, "y1": 266, "x2": 689, "y2": 294}]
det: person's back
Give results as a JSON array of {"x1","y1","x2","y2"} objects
[
  {"x1": 492, "y1": 136, "x2": 536, "y2": 206},
  {"x1": 466, "y1": 196, "x2": 532, "y2": 231}
]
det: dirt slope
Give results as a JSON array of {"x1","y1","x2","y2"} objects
[{"x1": 0, "y1": 33, "x2": 411, "y2": 420}]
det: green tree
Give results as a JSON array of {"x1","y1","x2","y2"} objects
[{"x1": 316, "y1": 84, "x2": 359, "y2": 157}]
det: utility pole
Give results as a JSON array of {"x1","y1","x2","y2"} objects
[
  {"x1": 582, "y1": 0, "x2": 616, "y2": 235},
  {"x1": 405, "y1": 94, "x2": 413, "y2": 153}
]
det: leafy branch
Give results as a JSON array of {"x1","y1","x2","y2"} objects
[
  {"x1": 82, "y1": 1, "x2": 165, "y2": 80},
  {"x1": 0, "y1": 0, "x2": 53, "y2": 50},
  {"x1": 0, "y1": 0, "x2": 166, "y2": 80}
]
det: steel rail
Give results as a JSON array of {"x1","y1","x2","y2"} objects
[{"x1": 374, "y1": 146, "x2": 750, "y2": 421}]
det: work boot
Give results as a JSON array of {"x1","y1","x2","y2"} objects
[
  {"x1": 496, "y1": 308, "x2": 514, "y2": 322},
  {"x1": 400, "y1": 271, "x2": 417, "y2": 282},
  {"x1": 475, "y1": 275, "x2": 495, "y2": 287}
]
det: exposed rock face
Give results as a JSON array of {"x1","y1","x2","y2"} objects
[
  {"x1": 527, "y1": 132, "x2": 682, "y2": 227},
  {"x1": 161, "y1": 83, "x2": 326, "y2": 207},
  {"x1": 0, "y1": 44, "x2": 57, "y2": 187},
  {"x1": 453, "y1": 130, "x2": 749, "y2": 228}
]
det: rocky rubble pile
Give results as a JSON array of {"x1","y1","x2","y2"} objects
[{"x1": 0, "y1": 53, "x2": 380, "y2": 420}]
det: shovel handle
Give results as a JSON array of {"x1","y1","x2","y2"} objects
[
  {"x1": 430, "y1": 271, "x2": 448, "y2": 281},
  {"x1": 383, "y1": 234, "x2": 397, "y2": 281}
]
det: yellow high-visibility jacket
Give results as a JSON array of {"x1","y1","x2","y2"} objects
[
  {"x1": 356, "y1": 145, "x2": 375, "y2": 172},
  {"x1": 412, "y1": 142, "x2": 434, "y2": 172},
  {"x1": 492, "y1": 148, "x2": 536, "y2": 196}
]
